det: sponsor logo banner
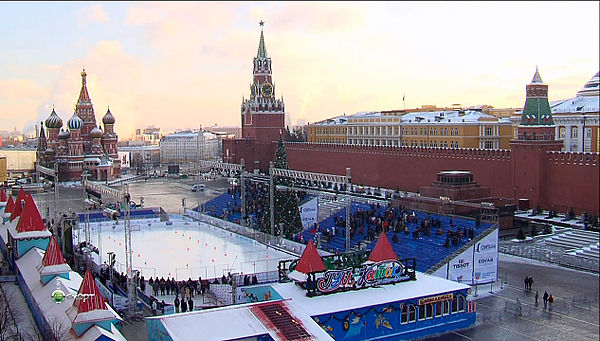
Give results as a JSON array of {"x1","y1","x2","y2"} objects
[
  {"x1": 300, "y1": 197, "x2": 318, "y2": 229},
  {"x1": 448, "y1": 245, "x2": 474, "y2": 284},
  {"x1": 418, "y1": 293, "x2": 454, "y2": 305},
  {"x1": 473, "y1": 229, "x2": 498, "y2": 284}
]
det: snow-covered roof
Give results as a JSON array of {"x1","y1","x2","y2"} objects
[
  {"x1": 551, "y1": 95, "x2": 599, "y2": 114},
  {"x1": 311, "y1": 110, "x2": 510, "y2": 126},
  {"x1": 83, "y1": 157, "x2": 101, "y2": 163},
  {"x1": 400, "y1": 110, "x2": 508, "y2": 124},
  {"x1": 149, "y1": 300, "x2": 333, "y2": 341},
  {"x1": 14, "y1": 248, "x2": 124, "y2": 341},
  {"x1": 272, "y1": 271, "x2": 470, "y2": 317}
]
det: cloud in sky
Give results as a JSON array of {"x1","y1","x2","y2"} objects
[
  {"x1": 78, "y1": 4, "x2": 109, "y2": 24},
  {"x1": 0, "y1": 2, "x2": 598, "y2": 138}
]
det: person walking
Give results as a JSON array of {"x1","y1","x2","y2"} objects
[
  {"x1": 548, "y1": 295, "x2": 554, "y2": 311},
  {"x1": 543, "y1": 291, "x2": 549, "y2": 310},
  {"x1": 535, "y1": 291, "x2": 539, "y2": 307},
  {"x1": 174, "y1": 295, "x2": 180, "y2": 313},
  {"x1": 529, "y1": 276, "x2": 534, "y2": 290},
  {"x1": 181, "y1": 299, "x2": 187, "y2": 313},
  {"x1": 188, "y1": 297, "x2": 193, "y2": 312}
]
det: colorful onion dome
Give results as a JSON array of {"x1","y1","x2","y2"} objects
[
  {"x1": 90, "y1": 126, "x2": 103, "y2": 138},
  {"x1": 44, "y1": 108, "x2": 63, "y2": 129},
  {"x1": 68, "y1": 113, "x2": 83, "y2": 130},
  {"x1": 102, "y1": 107, "x2": 115, "y2": 124}
]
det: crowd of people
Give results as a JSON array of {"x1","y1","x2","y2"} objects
[{"x1": 292, "y1": 203, "x2": 478, "y2": 251}]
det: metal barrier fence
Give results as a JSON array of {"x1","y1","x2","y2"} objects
[
  {"x1": 499, "y1": 243, "x2": 599, "y2": 273},
  {"x1": 186, "y1": 209, "x2": 329, "y2": 258}
]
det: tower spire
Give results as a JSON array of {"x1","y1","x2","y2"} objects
[
  {"x1": 78, "y1": 68, "x2": 91, "y2": 103},
  {"x1": 257, "y1": 21, "x2": 267, "y2": 58}
]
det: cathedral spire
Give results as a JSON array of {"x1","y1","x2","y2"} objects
[
  {"x1": 78, "y1": 68, "x2": 91, "y2": 104},
  {"x1": 37, "y1": 122, "x2": 47, "y2": 153},
  {"x1": 257, "y1": 21, "x2": 267, "y2": 58}
]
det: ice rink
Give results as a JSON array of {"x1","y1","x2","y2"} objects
[{"x1": 79, "y1": 219, "x2": 295, "y2": 280}]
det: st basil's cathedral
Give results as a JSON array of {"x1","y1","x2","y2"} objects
[{"x1": 36, "y1": 69, "x2": 121, "y2": 182}]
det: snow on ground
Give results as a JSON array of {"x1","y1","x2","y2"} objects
[{"x1": 81, "y1": 220, "x2": 295, "y2": 280}]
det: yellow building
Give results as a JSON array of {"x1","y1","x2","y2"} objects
[
  {"x1": 307, "y1": 108, "x2": 514, "y2": 149},
  {"x1": 0, "y1": 155, "x2": 7, "y2": 183}
]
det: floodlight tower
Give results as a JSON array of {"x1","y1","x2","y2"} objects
[{"x1": 122, "y1": 183, "x2": 136, "y2": 315}]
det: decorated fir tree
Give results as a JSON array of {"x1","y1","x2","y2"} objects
[{"x1": 260, "y1": 139, "x2": 303, "y2": 238}]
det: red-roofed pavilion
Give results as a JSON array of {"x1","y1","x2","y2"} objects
[
  {"x1": 295, "y1": 240, "x2": 326, "y2": 274},
  {"x1": 16, "y1": 195, "x2": 46, "y2": 233},
  {"x1": 368, "y1": 232, "x2": 398, "y2": 263}
]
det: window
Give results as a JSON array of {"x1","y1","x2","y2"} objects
[
  {"x1": 435, "y1": 302, "x2": 443, "y2": 317},
  {"x1": 484, "y1": 141, "x2": 494, "y2": 149},
  {"x1": 585, "y1": 128, "x2": 592, "y2": 139},
  {"x1": 559, "y1": 127, "x2": 566, "y2": 139},
  {"x1": 442, "y1": 300, "x2": 450, "y2": 315},
  {"x1": 452, "y1": 295, "x2": 466, "y2": 313},
  {"x1": 401, "y1": 305, "x2": 409, "y2": 324},
  {"x1": 418, "y1": 304, "x2": 425, "y2": 320},
  {"x1": 426, "y1": 303, "x2": 433, "y2": 319},
  {"x1": 572, "y1": 127, "x2": 579, "y2": 138},
  {"x1": 409, "y1": 305, "x2": 416, "y2": 322}
]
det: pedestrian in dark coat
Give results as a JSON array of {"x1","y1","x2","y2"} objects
[
  {"x1": 543, "y1": 291, "x2": 549, "y2": 310},
  {"x1": 188, "y1": 297, "x2": 193, "y2": 312},
  {"x1": 174, "y1": 295, "x2": 180, "y2": 313},
  {"x1": 181, "y1": 299, "x2": 187, "y2": 313}
]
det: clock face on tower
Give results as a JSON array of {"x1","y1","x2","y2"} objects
[{"x1": 261, "y1": 82, "x2": 274, "y2": 97}]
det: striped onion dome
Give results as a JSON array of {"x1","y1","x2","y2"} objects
[
  {"x1": 44, "y1": 108, "x2": 63, "y2": 129},
  {"x1": 68, "y1": 113, "x2": 83, "y2": 130},
  {"x1": 102, "y1": 107, "x2": 115, "y2": 124}
]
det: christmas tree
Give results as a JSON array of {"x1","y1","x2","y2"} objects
[{"x1": 260, "y1": 139, "x2": 303, "y2": 238}]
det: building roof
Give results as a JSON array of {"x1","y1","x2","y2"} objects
[
  {"x1": 311, "y1": 110, "x2": 509, "y2": 126},
  {"x1": 531, "y1": 66, "x2": 544, "y2": 84},
  {"x1": 15, "y1": 247, "x2": 125, "y2": 341},
  {"x1": 368, "y1": 232, "x2": 398, "y2": 262},
  {"x1": 16, "y1": 194, "x2": 47, "y2": 233},
  {"x1": 10, "y1": 188, "x2": 27, "y2": 222},
  {"x1": 550, "y1": 72, "x2": 600, "y2": 114},
  {"x1": 272, "y1": 271, "x2": 470, "y2": 317},
  {"x1": 67, "y1": 270, "x2": 116, "y2": 325},
  {"x1": 41, "y1": 235, "x2": 66, "y2": 266},
  {"x1": 293, "y1": 240, "x2": 326, "y2": 275},
  {"x1": 4, "y1": 196, "x2": 14, "y2": 217}
]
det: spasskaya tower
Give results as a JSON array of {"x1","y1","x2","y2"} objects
[{"x1": 241, "y1": 21, "x2": 285, "y2": 145}]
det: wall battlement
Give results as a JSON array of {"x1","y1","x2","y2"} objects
[
  {"x1": 547, "y1": 151, "x2": 599, "y2": 166},
  {"x1": 285, "y1": 142, "x2": 511, "y2": 162}
]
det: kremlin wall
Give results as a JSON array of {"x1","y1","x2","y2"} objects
[{"x1": 222, "y1": 26, "x2": 599, "y2": 217}]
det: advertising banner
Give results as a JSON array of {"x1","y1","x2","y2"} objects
[
  {"x1": 447, "y1": 245, "x2": 474, "y2": 284},
  {"x1": 299, "y1": 196, "x2": 318, "y2": 230},
  {"x1": 118, "y1": 151, "x2": 130, "y2": 169},
  {"x1": 473, "y1": 228, "x2": 498, "y2": 284}
]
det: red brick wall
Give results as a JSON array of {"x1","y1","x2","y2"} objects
[
  {"x1": 544, "y1": 152, "x2": 599, "y2": 214},
  {"x1": 284, "y1": 143, "x2": 513, "y2": 198}
]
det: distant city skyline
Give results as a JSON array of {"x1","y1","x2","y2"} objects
[{"x1": 0, "y1": 1, "x2": 598, "y2": 138}]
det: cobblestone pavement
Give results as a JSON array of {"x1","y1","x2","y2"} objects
[{"x1": 425, "y1": 253, "x2": 599, "y2": 341}]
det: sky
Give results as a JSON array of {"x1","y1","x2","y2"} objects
[{"x1": 0, "y1": 1, "x2": 598, "y2": 139}]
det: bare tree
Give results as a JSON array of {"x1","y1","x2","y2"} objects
[
  {"x1": 0, "y1": 284, "x2": 19, "y2": 341},
  {"x1": 46, "y1": 315, "x2": 70, "y2": 341}
]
